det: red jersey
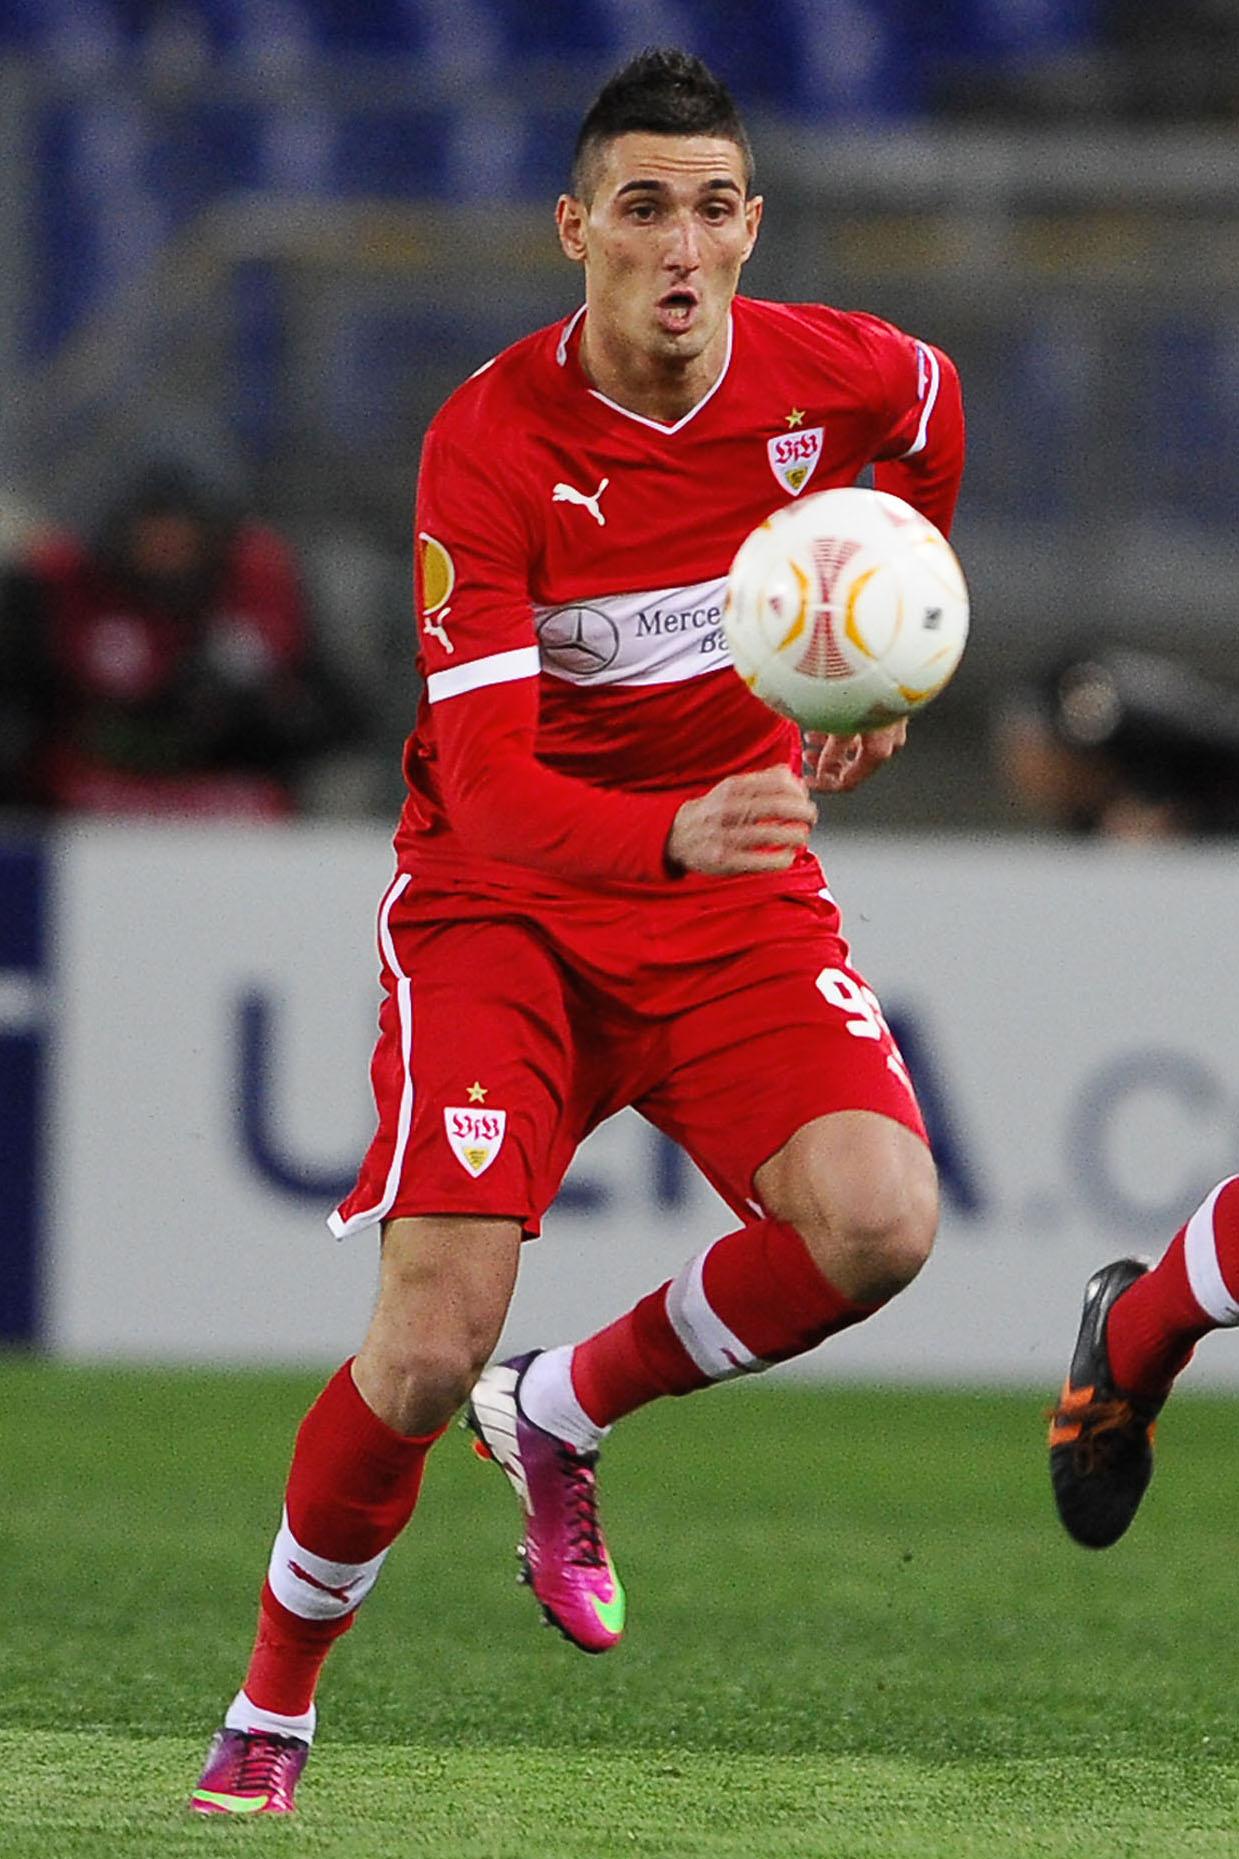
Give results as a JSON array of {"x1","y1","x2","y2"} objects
[{"x1": 397, "y1": 295, "x2": 964, "y2": 899}]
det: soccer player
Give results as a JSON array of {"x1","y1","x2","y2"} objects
[
  {"x1": 1050, "y1": 1177, "x2": 1239, "y2": 1548},
  {"x1": 191, "y1": 47, "x2": 964, "y2": 1815}
]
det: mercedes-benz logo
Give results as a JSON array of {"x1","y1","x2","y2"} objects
[{"x1": 536, "y1": 604, "x2": 621, "y2": 678}]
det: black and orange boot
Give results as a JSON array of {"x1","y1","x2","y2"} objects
[{"x1": 1049, "y1": 1259, "x2": 1164, "y2": 1548}]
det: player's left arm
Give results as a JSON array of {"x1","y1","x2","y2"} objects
[
  {"x1": 866, "y1": 323, "x2": 966, "y2": 539},
  {"x1": 805, "y1": 320, "x2": 966, "y2": 794},
  {"x1": 806, "y1": 719, "x2": 906, "y2": 793}
]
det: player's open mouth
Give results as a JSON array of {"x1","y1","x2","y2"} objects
[{"x1": 656, "y1": 289, "x2": 699, "y2": 333}]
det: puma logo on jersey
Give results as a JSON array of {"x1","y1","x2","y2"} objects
[
  {"x1": 552, "y1": 477, "x2": 610, "y2": 527},
  {"x1": 423, "y1": 612, "x2": 453, "y2": 652}
]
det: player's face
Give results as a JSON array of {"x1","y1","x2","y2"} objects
[{"x1": 557, "y1": 134, "x2": 762, "y2": 374}]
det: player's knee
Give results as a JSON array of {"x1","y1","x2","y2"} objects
[
  {"x1": 854, "y1": 1192, "x2": 936, "y2": 1299},
  {"x1": 371, "y1": 1334, "x2": 490, "y2": 1432},
  {"x1": 360, "y1": 1293, "x2": 502, "y2": 1433},
  {"x1": 791, "y1": 1168, "x2": 938, "y2": 1303}
]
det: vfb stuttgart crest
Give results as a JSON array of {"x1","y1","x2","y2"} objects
[
  {"x1": 443, "y1": 1106, "x2": 507, "y2": 1178},
  {"x1": 767, "y1": 428, "x2": 824, "y2": 497}
]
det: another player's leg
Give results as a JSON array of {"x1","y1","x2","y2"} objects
[
  {"x1": 191, "y1": 1214, "x2": 520, "y2": 1815},
  {"x1": 1049, "y1": 1176, "x2": 1239, "y2": 1548},
  {"x1": 475, "y1": 1109, "x2": 935, "y2": 1651}
]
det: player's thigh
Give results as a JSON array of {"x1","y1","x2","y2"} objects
[
  {"x1": 642, "y1": 941, "x2": 928, "y2": 1224},
  {"x1": 332, "y1": 906, "x2": 588, "y2": 1241}
]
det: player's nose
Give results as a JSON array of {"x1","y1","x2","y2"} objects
[{"x1": 663, "y1": 214, "x2": 701, "y2": 271}]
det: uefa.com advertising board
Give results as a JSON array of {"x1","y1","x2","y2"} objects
[{"x1": 3, "y1": 824, "x2": 1238, "y2": 1387}]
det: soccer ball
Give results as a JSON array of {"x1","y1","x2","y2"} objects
[{"x1": 723, "y1": 487, "x2": 969, "y2": 734}]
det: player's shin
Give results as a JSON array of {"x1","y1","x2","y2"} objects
[
  {"x1": 524, "y1": 1217, "x2": 885, "y2": 1437},
  {"x1": 231, "y1": 1359, "x2": 445, "y2": 1733}
]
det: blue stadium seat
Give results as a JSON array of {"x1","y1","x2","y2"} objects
[
  {"x1": 485, "y1": 0, "x2": 620, "y2": 64},
  {"x1": 148, "y1": 103, "x2": 265, "y2": 217},
  {"x1": 778, "y1": 0, "x2": 924, "y2": 120},
  {"x1": 1139, "y1": 321, "x2": 1236, "y2": 522},
  {"x1": 331, "y1": 105, "x2": 451, "y2": 199},
  {"x1": 10, "y1": 0, "x2": 1107, "y2": 374}
]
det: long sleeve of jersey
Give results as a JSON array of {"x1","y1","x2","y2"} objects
[
  {"x1": 414, "y1": 425, "x2": 684, "y2": 885},
  {"x1": 855, "y1": 317, "x2": 966, "y2": 536},
  {"x1": 430, "y1": 678, "x2": 683, "y2": 883}
]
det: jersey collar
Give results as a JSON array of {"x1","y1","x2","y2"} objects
[{"x1": 555, "y1": 304, "x2": 734, "y2": 436}]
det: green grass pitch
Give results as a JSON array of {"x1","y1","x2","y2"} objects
[{"x1": 2, "y1": 1358, "x2": 1239, "y2": 1857}]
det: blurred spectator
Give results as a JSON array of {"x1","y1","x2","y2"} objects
[
  {"x1": 0, "y1": 460, "x2": 357, "y2": 818},
  {"x1": 995, "y1": 647, "x2": 1239, "y2": 840}
]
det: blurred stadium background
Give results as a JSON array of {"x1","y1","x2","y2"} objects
[
  {"x1": 0, "y1": 0, "x2": 1235, "y2": 1357},
  {"x1": 4, "y1": 9, "x2": 1239, "y2": 1854},
  {"x1": 0, "y1": 0, "x2": 1237, "y2": 824}
]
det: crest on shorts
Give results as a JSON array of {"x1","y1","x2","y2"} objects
[
  {"x1": 443, "y1": 1106, "x2": 507, "y2": 1178},
  {"x1": 766, "y1": 427, "x2": 823, "y2": 497}
]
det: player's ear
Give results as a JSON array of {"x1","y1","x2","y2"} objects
[
  {"x1": 740, "y1": 194, "x2": 764, "y2": 264},
  {"x1": 557, "y1": 194, "x2": 588, "y2": 264}
]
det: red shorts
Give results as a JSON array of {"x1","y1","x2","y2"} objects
[{"x1": 330, "y1": 861, "x2": 926, "y2": 1239}]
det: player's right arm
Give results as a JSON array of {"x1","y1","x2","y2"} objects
[
  {"x1": 664, "y1": 768, "x2": 816, "y2": 873},
  {"x1": 415, "y1": 422, "x2": 814, "y2": 881}
]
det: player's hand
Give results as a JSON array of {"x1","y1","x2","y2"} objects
[
  {"x1": 667, "y1": 767, "x2": 817, "y2": 876},
  {"x1": 805, "y1": 721, "x2": 908, "y2": 793}
]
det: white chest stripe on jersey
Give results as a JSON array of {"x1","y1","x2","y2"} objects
[{"x1": 533, "y1": 578, "x2": 732, "y2": 688}]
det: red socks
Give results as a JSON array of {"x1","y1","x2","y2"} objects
[
  {"x1": 233, "y1": 1180, "x2": 1239, "y2": 1722},
  {"x1": 244, "y1": 1361, "x2": 443, "y2": 1719},
  {"x1": 571, "y1": 1216, "x2": 881, "y2": 1428},
  {"x1": 1107, "y1": 1177, "x2": 1239, "y2": 1399}
]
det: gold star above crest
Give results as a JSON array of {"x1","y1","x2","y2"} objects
[
  {"x1": 785, "y1": 407, "x2": 805, "y2": 429},
  {"x1": 466, "y1": 1081, "x2": 488, "y2": 1104}
]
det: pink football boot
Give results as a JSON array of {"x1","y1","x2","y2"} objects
[
  {"x1": 189, "y1": 1728, "x2": 309, "y2": 1816},
  {"x1": 466, "y1": 1352, "x2": 626, "y2": 1653}
]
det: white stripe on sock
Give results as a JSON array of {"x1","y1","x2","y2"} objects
[
  {"x1": 518, "y1": 1346, "x2": 607, "y2": 1453},
  {"x1": 665, "y1": 1248, "x2": 767, "y2": 1382},
  {"x1": 1184, "y1": 1177, "x2": 1239, "y2": 1327},
  {"x1": 266, "y1": 1508, "x2": 389, "y2": 1621},
  {"x1": 224, "y1": 1688, "x2": 316, "y2": 1744}
]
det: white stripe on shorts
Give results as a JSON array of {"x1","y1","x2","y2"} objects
[
  {"x1": 665, "y1": 1247, "x2": 767, "y2": 1382},
  {"x1": 328, "y1": 872, "x2": 413, "y2": 1238},
  {"x1": 1184, "y1": 1177, "x2": 1239, "y2": 1326},
  {"x1": 267, "y1": 1507, "x2": 389, "y2": 1621}
]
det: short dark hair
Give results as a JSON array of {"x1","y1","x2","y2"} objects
[{"x1": 571, "y1": 48, "x2": 755, "y2": 201}]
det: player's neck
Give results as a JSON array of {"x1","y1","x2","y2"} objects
[{"x1": 577, "y1": 315, "x2": 728, "y2": 425}]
